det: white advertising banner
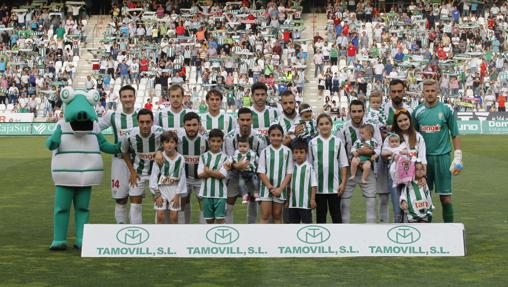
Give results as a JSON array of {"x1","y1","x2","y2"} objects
[
  {"x1": 82, "y1": 224, "x2": 466, "y2": 258},
  {"x1": 0, "y1": 112, "x2": 34, "y2": 122}
]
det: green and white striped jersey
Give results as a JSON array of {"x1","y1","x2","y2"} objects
[
  {"x1": 289, "y1": 162, "x2": 317, "y2": 209},
  {"x1": 177, "y1": 133, "x2": 208, "y2": 180},
  {"x1": 224, "y1": 129, "x2": 267, "y2": 157},
  {"x1": 156, "y1": 108, "x2": 191, "y2": 130},
  {"x1": 274, "y1": 113, "x2": 300, "y2": 135},
  {"x1": 121, "y1": 125, "x2": 164, "y2": 176},
  {"x1": 149, "y1": 152, "x2": 187, "y2": 194},
  {"x1": 232, "y1": 149, "x2": 258, "y2": 172},
  {"x1": 202, "y1": 111, "x2": 236, "y2": 134},
  {"x1": 336, "y1": 120, "x2": 382, "y2": 160},
  {"x1": 308, "y1": 135, "x2": 349, "y2": 194},
  {"x1": 198, "y1": 151, "x2": 230, "y2": 198},
  {"x1": 400, "y1": 181, "x2": 433, "y2": 222},
  {"x1": 99, "y1": 110, "x2": 138, "y2": 144},
  {"x1": 250, "y1": 106, "x2": 280, "y2": 137},
  {"x1": 257, "y1": 145, "x2": 293, "y2": 200}
]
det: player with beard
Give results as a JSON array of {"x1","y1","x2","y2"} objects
[{"x1": 224, "y1": 108, "x2": 267, "y2": 223}]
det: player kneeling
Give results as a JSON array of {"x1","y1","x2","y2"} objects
[{"x1": 150, "y1": 131, "x2": 187, "y2": 224}]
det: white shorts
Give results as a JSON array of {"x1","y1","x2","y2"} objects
[
  {"x1": 183, "y1": 178, "x2": 201, "y2": 198},
  {"x1": 258, "y1": 195, "x2": 285, "y2": 204},
  {"x1": 129, "y1": 176, "x2": 150, "y2": 197},
  {"x1": 154, "y1": 185, "x2": 181, "y2": 211},
  {"x1": 111, "y1": 156, "x2": 130, "y2": 199}
]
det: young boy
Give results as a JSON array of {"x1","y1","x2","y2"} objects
[
  {"x1": 291, "y1": 103, "x2": 318, "y2": 143},
  {"x1": 349, "y1": 123, "x2": 378, "y2": 184},
  {"x1": 149, "y1": 131, "x2": 187, "y2": 224},
  {"x1": 400, "y1": 162, "x2": 433, "y2": 223},
  {"x1": 365, "y1": 91, "x2": 387, "y2": 133},
  {"x1": 198, "y1": 129, "x2": 231, "y2": 224},
  {"x1": 233, "y1": 136, "x2": 259, "y2": 204},
  {"x1": 288, "y1": 140, "x2": 317, "y2": 224}
]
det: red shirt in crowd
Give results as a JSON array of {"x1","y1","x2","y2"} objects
[
  {"x1": 140, "y1": 58, "x2": 148, "y2": 71},
  {"x1": 176, "y1": 25, "x2": 185, "y2": 35},
  {"x1": 144, "y1": 102, "x2": 153, "y2": 110},
  {"x1": 347, "y1": 44, "x2": 356, "y2": 57},
  {"x1": 488, "y1": 18, "x2": 496, "y2": 30},
  {"x1": 437, "y1": 46, "x2": 447, "y2": 60},
  {"x1": 283, "y1": 31, "x2": 291, "y2": 42},
  {"x1": 498, "y1": 95, "x2": 506, "y2": 108},
  {"x1": 342, "y1": 24, "x2": 349, "y2": 36}
]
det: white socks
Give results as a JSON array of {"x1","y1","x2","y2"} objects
[
  {"x1": 115, "y1": 203, "x2": 128, "y2": 224},
  {"x1": 247, "y1": 201, "x2": 257, "y2": 224},
  {"x1": 226, "y1": 204, "x2": 234, "y2": 224},
  {"x1": 130, "y1": 203, "x2": 142, "y2": 224}
]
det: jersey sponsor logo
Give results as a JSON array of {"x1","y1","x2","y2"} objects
[
  {"x1": 414, "y1": 201, "x2": 429, "y2": 209},
  {"x1": 139, "y1": 152, "x2": 156, "y2": 161},
  {"x1": 257, "y1": 128, "x2": 269, "y2": 136},
  {"x1": 119, "y1": 129, "x2": 130, "y2": 137},
  {"x1": 420, "y1": 124, "x2": 441, "y2": 133},
  {"x1": 184, "y1": 155, "x2": 200, "y2": 165},
  {"x1": 159, "y1": 176, "x2": 178, "y2": 185}
]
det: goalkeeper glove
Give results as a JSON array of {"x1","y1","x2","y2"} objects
[{"x1": 449, "y1": 149, "x2": 463, "y2": 175}]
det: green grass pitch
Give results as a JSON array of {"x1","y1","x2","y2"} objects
[{"x1": 0, "y1": 135, "x2": 507, "y2": 286}]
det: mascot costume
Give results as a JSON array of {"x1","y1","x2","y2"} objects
[{"x1": 46, "y1": 87, "x2": 120, "y2": 250}]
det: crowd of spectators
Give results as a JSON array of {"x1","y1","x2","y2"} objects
[
  {"x1": 316, "y1": 0, "x2": 508, "y2": 116},
  {"x1": 0, "y1": 2, "x2": 87, "y2": 119},
  {"x1": 88, "y1": 0, "x2": 308, "y2": 115}
]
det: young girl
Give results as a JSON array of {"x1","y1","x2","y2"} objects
[
  {"x1": 400, "y1": 162, "x2": 433, "y2": 223},
  {"x1": 309, "y1": 114, "x2": 348, "y2": 223},
  {"x1": 257, "y1": 124, "x2": 293, "y2": 224},
  {"x1": 349, "y1": 124, "x2": 378, "y2": 184},
  {"x1": 149, "y1": 131, "x2": 187, "y2": 224}
]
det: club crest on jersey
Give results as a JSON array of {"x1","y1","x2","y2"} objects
[
  {"x1": 420, "y1": 124, "x2": 440, "y2": 133},
  {"x1": 139, "y1": 152, "x2": 156, "y2": 160}
]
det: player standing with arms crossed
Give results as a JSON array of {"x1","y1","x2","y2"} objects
[
  {"x1": 99, "y1": 85, "x2": 138, "y2": 224},
  {"x1": 413, "y1": 79, "x2": 463, "y2": 222}
]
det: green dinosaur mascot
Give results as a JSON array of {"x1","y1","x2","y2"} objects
[{"x1": 46, "y1": 87, "x2": 120, "y2": 250}]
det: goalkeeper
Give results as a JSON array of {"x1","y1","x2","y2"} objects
[{"x1": 413, "y1": 79, "x2": 463, "y2": 223}]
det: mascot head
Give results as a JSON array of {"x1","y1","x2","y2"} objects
[{"x1": 60, "y1": 87, "x2": 100, "y2": 132}]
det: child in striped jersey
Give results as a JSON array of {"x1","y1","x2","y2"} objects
[
  {"x1": 149, "y1": 131, "x2": 187, "y2": 224},
  {"x1": 257, "y1": 124, "x2": 294, "y2": 224},
  {"x1": 288, "y1": 140, "x2": 317, "y2": 224},
  {"x1": 349, "y1": 123, "x2": 378, "y2": 184},
  {"x1": 291, "y1": 103, "x2": 318, "y2": 144},
  {"x1": 233, "y1": 136, "x2": 259, "y2": 204},
  {"x1": 198, "y1": 129, "x2": 232, "y2": 224},
  {"x1": 400, "y1": 162, "x2": 433, "y2": 222}
]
